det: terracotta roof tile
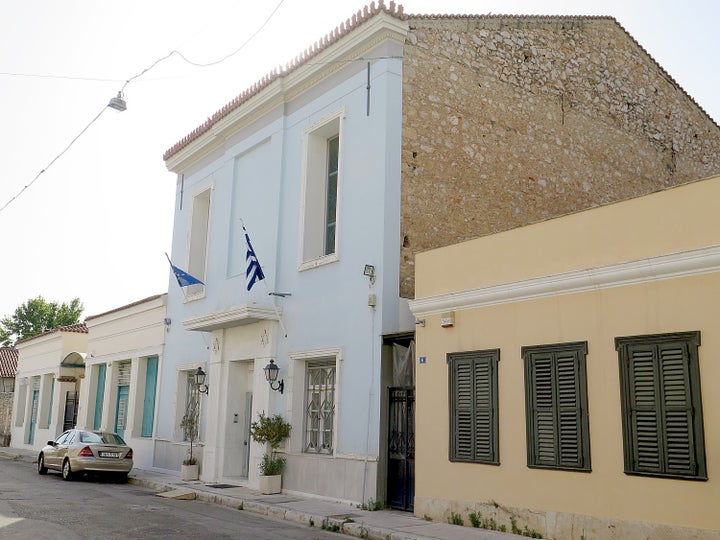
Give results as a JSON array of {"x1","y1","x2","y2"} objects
[{"x1": 0, "y1": 347, "x2": 18, "y2": 378}]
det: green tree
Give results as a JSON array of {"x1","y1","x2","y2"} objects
[{"x1": 0, "y1": 296, "x2": 83, "y2": 347}]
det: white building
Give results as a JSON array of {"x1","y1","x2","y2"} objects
[
  {"x1": 76, "y1": 294, "x2": 167, "y2": 470},
  {"x1": 157, "y1": 6, "x2": 414, "y2": 504},
  {"x1": 11, "y1": 324, "x2": 88, "y2": 452}
]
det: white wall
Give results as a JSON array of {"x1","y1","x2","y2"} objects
[{"x1": 159, "y1": 32, "x2": 407, "y2": 501}]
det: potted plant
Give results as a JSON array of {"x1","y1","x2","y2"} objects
[
  {"x1": 250, "y1": 412, "x2": 291, "y2": 494},
  {"x1": 180, "y1": 411, "x2": 199, "y2": 481}
]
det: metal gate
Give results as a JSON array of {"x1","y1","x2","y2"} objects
[{"x1": 387, "y1": 386, "x2": 415, "y2": 512}]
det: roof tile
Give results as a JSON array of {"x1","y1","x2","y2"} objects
[{"x1": 0, "y1": 347, "x2": 18, "y2": 378}]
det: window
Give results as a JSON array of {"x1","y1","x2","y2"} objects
[
  {"x1": 299, "y1": 112, "x2": 342, "y2": 268},
  {"x1": 304, "y1": 362, "x2": 336, "y2": 454},
  {"x1": 522, "y1": 341, "x2": 590, "y2": 471},
  {"x1": 183, "y1": 371, "x2": 199, "y2": 442},
  {"x1": 615, "y1": 331, "x2": 706, "y2": 480},
  {"x1": 114, "y1": 362, "x2": 131, "y2": 439},
  {"x1": 447, "y1": 349, "x2": 499, "y2": 464},
  {"x1": 187, "y1": 187, "x2": 211, "y2": 296}
]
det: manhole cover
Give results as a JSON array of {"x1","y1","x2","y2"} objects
[{"x1": 205, "y1": 483, "x2": 240, "y2": 489}]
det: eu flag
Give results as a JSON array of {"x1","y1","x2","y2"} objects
[{"x1": 166, "y1": 253, "x2": 204, "y2": 287}]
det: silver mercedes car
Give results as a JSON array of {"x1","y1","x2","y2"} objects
[{"x1": 38, "y1": 429, "x2": 133, "y2": 481}]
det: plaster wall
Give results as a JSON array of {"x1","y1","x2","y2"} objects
[{"x1": 412, "y1": 175, "x2": 720, "y2": 538}]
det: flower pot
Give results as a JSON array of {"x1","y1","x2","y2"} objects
[
  {"x1": 258, "y1": 474, "x2": 281, "y2": 494},
  {"x1": 181, "y1": 463, "x2": 199, "y2": 481}
]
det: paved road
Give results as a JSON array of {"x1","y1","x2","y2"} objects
[{"x1": 0, "y1": 457, "x2": 340, "y2": 539}]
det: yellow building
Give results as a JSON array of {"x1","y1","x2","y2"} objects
[{"x1": 410, "y1": 175, "x2": 720, "y2": 539}]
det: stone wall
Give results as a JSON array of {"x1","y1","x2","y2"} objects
[
  {"x1": 0, "y1": 392, "x2": 13, "y2": 446},
  {"x1": 400, "y1": 16, "x2": 720, "y2": 297}
]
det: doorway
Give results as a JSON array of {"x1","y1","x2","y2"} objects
[
  {"x1": 387, "y1": 386, "x2": 415, "y2": 512},
  {"x1": 383, "y1": 334, "x2": 415, "y2": 512},
  {"x1": 64, "y1": 390, "x2": 78, "y2": 431},
  {"x1": 223, "y1": 361, "x2": 254, "y2": 478}
]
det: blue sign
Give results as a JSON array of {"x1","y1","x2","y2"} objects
[{"x1": 419, "y1": 356, "x2": 427, "y2": 364}]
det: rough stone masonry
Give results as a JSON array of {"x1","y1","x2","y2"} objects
[{"x1": 399, "y1": 15, "x2": 720, "y2": 298}]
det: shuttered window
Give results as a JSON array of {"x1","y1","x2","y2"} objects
[
  {"x1": 615, "y1": 332, "x2": 706, "y2": 480},
  {"x1": 448, "y1": 349, "x2": 499, "y2": 465},
  {"x1": 522, "y1": 342, "x2": 590, "y2": 471}
]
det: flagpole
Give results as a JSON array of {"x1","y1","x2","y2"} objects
[{"x1": 241, "y1": 219, "x2": 288, "y2": 338}]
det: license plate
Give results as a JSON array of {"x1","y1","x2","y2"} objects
[{"x1": 99, "y1": 452, "x2": 120, "y2": 458}]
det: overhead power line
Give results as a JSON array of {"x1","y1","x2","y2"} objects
[{"x1": 0, "y1": 0, "x2": 286, "y2": 215}]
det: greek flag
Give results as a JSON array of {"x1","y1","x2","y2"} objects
[{"x1": 244, "y1": 227, "x2": 265, "y2": 291}]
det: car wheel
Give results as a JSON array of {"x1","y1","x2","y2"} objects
[
  {"x1": 37, "y1": 454, "x2": 48, "y2": 475},
  {"x1": 116, "y1": 472, "x2": 129, "y2": 483},
  {"x1": 61, "y1": 459, "x2": 73, "y2": 481}
]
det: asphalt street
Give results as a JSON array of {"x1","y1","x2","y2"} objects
[{"x1": 0, "y1": 457, "x2": 340, "y2": 539}]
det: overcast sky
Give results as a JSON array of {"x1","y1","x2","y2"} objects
[{"x1": 1, "y1": 0, "x2": 718, "y2": 322}]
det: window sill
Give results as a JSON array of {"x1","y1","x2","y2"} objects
[
  {"x1": 182, "y1": 287, "x2": 206, "y2": 303},
  {"x1": 298, "y1": 253, "x2": 339, "y2": 272}
]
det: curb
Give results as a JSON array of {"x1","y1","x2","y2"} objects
[{"x1": 128, "y1": 474, "x2": 401, "y2": 540}]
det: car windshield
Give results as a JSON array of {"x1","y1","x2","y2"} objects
[
  {"x1": 94, "y1": 432, "x2": 126, "y2": 445},
  {"x1": 79, "y1": 432, "x2": 104, "y2": 444}
]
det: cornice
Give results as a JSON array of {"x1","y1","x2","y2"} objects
[
  {"x1": 182, "y1": 304, "x2": 281, "y2": 332},
  {"x1": 165, "y1": 12, "x2": 408, "y2": 173},
  {"x1": 410, "y1": 245, "x2": 720, "y2": 316}
]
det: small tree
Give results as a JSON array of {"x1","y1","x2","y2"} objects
[
  {"x1": 250, "y1": 412, "x2": 291, "y2": 476},
  {"x1": 0, "y1": 296, "x2": 83, "y2": 346},
  {"x1": 180, "y1": 411, "x2": 198, "y2": 465}
]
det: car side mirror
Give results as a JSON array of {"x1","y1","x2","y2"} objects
[{"x1": 47, "y1": 440, "x2": 56, "y2": 446}]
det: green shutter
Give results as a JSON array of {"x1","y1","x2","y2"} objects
[
  {"x1": 448, "y1": 350, "x2": 499, "y2": 465},
  {"x1": 523, "y1": 342, "x2": 590, "y2": 471},
  {"x1": 453, "y1": 358, "x2": 474, "y2": 460},
  {"x1": 530, "y1": 352, "x2": 557, "y2": 467},
  {"x1": 556, "y1": 350, "x2": 584, "y2": 468},
  {"x1": 473, "y1": 359, "x2": 495, "y2": 462},
  {"x1": 141, "y1": 356, "x2": 158, "y2": 437},
  {"x1": 616, "y1": 331, "x2": 706, "y2": 480},
  {"x1": 659, "y1": 343, "x2": 695, "y2": 476},
  {"x1": 627, "y1": 344, "x2": 662, "y2": 473},
  {"x1": 47, "y1": 378, "x2": 55, "y2": 426},
  {"x1": 93, "y1": 364, "x2": 106, "y2": 430}
]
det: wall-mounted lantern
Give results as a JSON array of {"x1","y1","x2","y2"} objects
[
  {"x1": 194, "y1": 366, "x2": 209, "y2": 395},
  {"x1": 263, "y1": 359, "x2": 284, "y2": 394}
]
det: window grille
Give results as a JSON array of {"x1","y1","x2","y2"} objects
[{"x1": 304, "y1": 363, "x2": 335, "y2": 454}]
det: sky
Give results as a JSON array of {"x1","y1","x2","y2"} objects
[{"x1": 1, "y1": 0, "x2": 718, "y2": 322}]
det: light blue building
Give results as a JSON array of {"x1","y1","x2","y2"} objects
[{"x1": 156, "y1": 6, "x2": 415, "y2": 505}]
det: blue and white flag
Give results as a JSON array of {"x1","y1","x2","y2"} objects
[
  {"x1": 244, "y1": 226, "x2": 265, "y2": 291},
  {"x1": 166, "y1": 253, "x2": 204, "y2": 287}
]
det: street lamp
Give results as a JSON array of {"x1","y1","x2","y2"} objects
[
  {"x1": 107, "y1": 91, "x2": 127, "y2": 112},
  {"x1": 263, "y1": 359, "x2": 284, "y2": 394}
]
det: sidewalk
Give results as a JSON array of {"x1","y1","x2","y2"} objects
[{"x1": 1, "y1": 447, "x2": 520, "y2": 540}]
